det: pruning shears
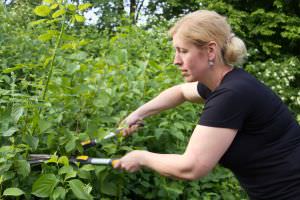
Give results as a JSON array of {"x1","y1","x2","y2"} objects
[
  {"x1": 80, "y1": 128, "x2": 125, "y2": 149},
  {"x1": 28, "y1": 154, "x2": 119, "y2": 167},
  {"x1": 80, "y1": 121, "x2": 144, "y2": 149},
  {"x1": 28, "y1": 122, "x2": 144, "y2": 167}
]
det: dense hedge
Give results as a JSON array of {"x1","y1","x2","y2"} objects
[{"x1": 0, "y1": 1, "x2": 299, "y2": 199}]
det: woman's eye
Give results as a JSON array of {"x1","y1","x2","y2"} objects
[{"x1": 180, "y1": 50, "x2": 188, "y2": 54}]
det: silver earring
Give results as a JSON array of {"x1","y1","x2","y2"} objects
[{"x1": 208, "y1": 60, "x2": 214, "y2": 67}]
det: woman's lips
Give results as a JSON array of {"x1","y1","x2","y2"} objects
[{"x1": 181, "y1": 71, "x2": 188, "y2": 76}]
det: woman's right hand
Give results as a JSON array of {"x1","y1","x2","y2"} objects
[{"x1": 119, "y1": 112, "x2": 144, "y2": 137}]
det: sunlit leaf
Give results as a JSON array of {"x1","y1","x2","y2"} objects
[
  {"x1": 2, "y1": 127, "x2": 19, "y2": 137},
  {"x1": 78, "y1": 3, "x2": 92, "y2": 11},
  {"x1": 67, "y1": 4, "x2": 77, "y2": 11},
  {"x1": 34, "y1": 5, "x2": 51, "y2": 17},
  {"x1": 29, "y1": 19, "x2": 47, "y2": 26},
  {"x1": 58, "y1": 156, "x2": 69, "y2": 166},
  {"x1": 52, "y1": 9, "x2": 65, "y2": 18},
  {"x1": 75, "y1": 14, "x2": 85, "y2": 22},
  {"x1": 50, "y1": 3, "x2": 59, "y2": 10},
  {"x1": 43, "y1": 0, "x2": 54, "y2": 4},
  {"x1": 3, "y1": 188, "x2": 24, "y2": 196}
]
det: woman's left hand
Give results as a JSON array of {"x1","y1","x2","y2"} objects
[{"x1": 113, "y1": 150, "x2": 146, "y2": 172}]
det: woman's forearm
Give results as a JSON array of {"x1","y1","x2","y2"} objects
[{"x1": 140, "y1": 151, "x2": 210, "y2": 180}]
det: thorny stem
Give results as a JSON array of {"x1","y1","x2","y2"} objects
[{"x1": 41, "y1": 21, "x2": 66, "y2": 101}]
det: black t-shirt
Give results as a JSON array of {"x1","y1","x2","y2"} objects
[{"x1": 197, "y1": 68, "x2": 300, "y2": 200}]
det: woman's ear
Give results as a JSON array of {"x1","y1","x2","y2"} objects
[{"x1": 207, "y1": 41, "x2": 217, "y2": 61}]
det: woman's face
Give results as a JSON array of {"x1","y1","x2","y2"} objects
[{"x1": 172, "y1": 34, "x2": 210, "y2": 82}]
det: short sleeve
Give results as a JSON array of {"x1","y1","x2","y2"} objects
[
  {"x1": 199, "y1": 88, "x2": 251, "y2": 129},
  {"x1": 197, "y1": 82, "x2": 211, "y2": 99}
]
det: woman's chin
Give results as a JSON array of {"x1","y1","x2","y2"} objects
[{"x1": 183, "y1": 76, "x2": 195, "y2": 82}]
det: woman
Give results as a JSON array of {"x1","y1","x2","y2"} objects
[{"x1": 113, "y1": 10, "x2": 300, "y2": 199}]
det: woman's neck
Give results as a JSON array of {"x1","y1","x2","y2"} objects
[{"x1": 204, "y1": 65, "x2": 234, "y2": 91}]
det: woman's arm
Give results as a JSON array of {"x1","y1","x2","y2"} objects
[
  {"x1": 114, "y1": 125, "x2": 237, "y2": 180},
  {"x1": 123, "y1": 82, "x2": 203, "y2": 126}
]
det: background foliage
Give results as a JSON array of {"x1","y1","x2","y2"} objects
[{"x1": 0, "y1": 0, "x2": 299, "y2": 199}]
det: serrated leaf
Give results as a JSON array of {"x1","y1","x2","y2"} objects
[
  {"x1": 67, "y1": 4, "x2": 77, "y2": 11},
  {"x1": 2, "y1": 64, "x2": 27, "y2": 73},
  {"x1": 59, "y1": 166, "x2": 73, "y2": 175},
  {"x1": 75, "y1": 14, "x2": 85, "y2": 22},
  {"x1": 14, "y1": 160, "x2": 30, "y2": 177},
  {"x1": 52, "y1": 9, "x2": 65, "y2": 18},
  {"x1": 68, "y1": 179, "x2": 93, "y2": 200},
  {"x1": 34, "y1": 5, "x2": 51, "y2": 17},
  {"x1": 52, "y1": 186, "x2": 66, "y2": 200},
  {"x1": 64, "y1": 171, "x2": 77, "y2": 181},
  {"x1": 50, "y1": 3, "x2": 59, "y2": 10},
  {"x1": 11, "y1": 107, "x2": 24, "y2": 123},
  {"x1": 66, "y1": 63, "x2": 80, "y2": 74},
  {"x1": 32, "y1": 174, "x2": 59, "y2": 198},
  {"x1": 68, "y1": 51, "x2": 88, "y2": 61},
  {"x1": 2, "y1": 127, "x2": 18, "y2": 137},
  {"x1": 65, "y1": 138, "x2": 76, "y2": 152},
  {"x1": 29, "y1": 19, "x2": 47, "y2": 26},
  {"x1": 22, "y1": 135, "x2": 39, "y2": 150},
  {"x1": 38, "y1": 32, "x2": 54, "y2": 41},
  {"x1": 39, "y1": 119, "x2": 52, "y2": 133},
  {"x1": 46, "y1": 154, "x2": 58, "y2": 164},
  {"x1": 80, "y1": 164, "x2": 95, "y2": 171},
  {"x1": 58, "y1": 156, "x2": 69, "y2": 166},
  {"x1": 3, "y1": 188, "x2": 24, "y2": 196},
  {"x1": 78, "y1": 3, "x2": 92, "y2": 11},
  {"x1": 43, "y1": 0, "x2": 54, "y2": 4}
]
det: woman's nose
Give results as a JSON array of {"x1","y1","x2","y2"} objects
[{"x1": 173, "y1": 53, "x2": 183, "y2": 66}]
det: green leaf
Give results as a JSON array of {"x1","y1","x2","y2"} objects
[
  {"x1": 52, "y1": 186, "x2": 66, "y2": 200},
  {"x1": 11, "y1": 107, "x2": 24, "y2": 123},
  {"x1": 65, "y1": 137, "x2": 76, "y2": 152},
  {"x1": 2, "y1": 64, "x2": 27, "y2": 73},
  {"x1": 75, "y1": 14, "x2": 85, "y2": 22},
  {"x1": 29, "y1": 19, "x2": 47, "y2": 26},
  {"x1": 58, "y1": 156, "x2": 69, "y2": 166},
  {"x1": 50, "y1": 3, "x2": 59, "y2": 10},
  {"x1": 2, "y1": 127, "x2": 19, "y2": 137},
  {"x1": 100, "y1": 173, "x2": 118, "y2": 196},
  {"x1": 38, "y1": 30, "x2": 59, "y2": 42},
  {"x1": 47, "y1": 154, "x2": 59, "y2": 164},
  {"x1": 80, "y1": 164, "x2": 95, "y2": 171},
  {"x1": 43, "y1": 0, "x2": 54, "y2": 4},
  {"x1": 68, "y1": 179, "x2": 93, "y2": 200},
  {"x1": 67, "y1": 4, "x2": 77, "y2": 11},
  {"x1": 14, "y1": 160, "x2": 30, "y2": 177},
  {"x1": 68, "y1": 51, "x2": 88, "y2": 61},
  {"x1": 22, "y1": 135, "x2": 39, "y2": 150},
  {"x1": 34, "y1": 5, "x2": 51, "y2": 17},
  {"x1": 58, "y1": 166, "x2": 73, "y2": 175},
  {"x1": 3, "y1": 188, "x2": 24, "y2": 196},
  {"x1": 32, "y1": 174, "x2": 59, "y2": 198},
  {"x1": 52, "y1": 9, "x2": 65, "y2": 18},
  {"x1": 78, "y1": 170, "x2": 91, "y2": 180},
  {"x1": 66, "y1": 63, "x2": 80, "y2": 74},
  {"x1": 64, "y1": 171, "x2": 77, "y2": 181},
  {"x1": 39, "y1": 119, "x2": 52, "y2": 133},
  {"x1": 78, "y1": 3, "x2": 92, "y2": 11}
]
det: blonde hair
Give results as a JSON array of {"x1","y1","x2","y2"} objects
[{"x1": 169, "y1": 10, "x2": 247, "y2": 66}]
